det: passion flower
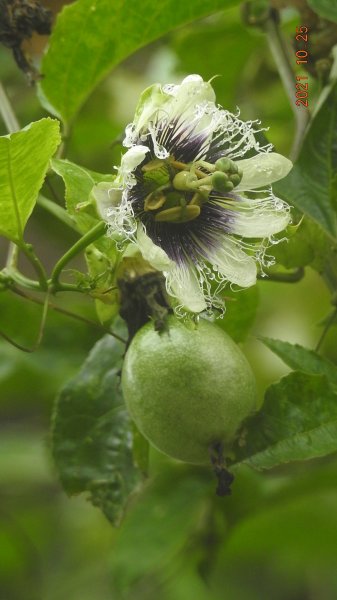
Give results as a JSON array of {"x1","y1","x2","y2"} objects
[{"x1": 94, "y1": 75, "x2": 292, "y2": 313}]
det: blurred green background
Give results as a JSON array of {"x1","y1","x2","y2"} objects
[{"x1": 1, "y1": 2, "x2": 337, "y2": 599}]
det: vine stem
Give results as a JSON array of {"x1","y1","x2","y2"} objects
[
  {"x1": 263, "y1": 11, "x2": 310, "y2": 161},
  {"x1": 0, "y1": 269, "x2": 82, "y2": 293},
  {"x1": 18, "y1": 241, "x2": 48, "y2": 290},
  {"x1": 0, "y1": 269, "x2": 41, "y2": 291},
  {"x1": 50, "y1": 221, "x2": 106, "y2": 288},
  {"x1": 1, "y1": 81, "x2": 21, "y2": 270},
  {"x1": 6, "y1": 242, "x2": 19, "y2": 269}
]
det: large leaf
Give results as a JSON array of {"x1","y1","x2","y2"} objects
[
  {"x1": 274, "y1": 82, "x2": 337, "y2": 239},
  {"x1": 308, "y1": 0, "x2": 337, "y2": 22},
  {"x1": 234, "y1": 371, "x2": 337, "y2": 470},
  {"x1": 39, "y1": 0, "x2": 238, "y2": 122},
  {"x1": 261, "y1": 337, "x2": 337, "y2": 389},
  {"x1": 51, "y1": 332, "x2": 144, "y2": 525},
  {"x1": 0, "y1": 119, "x2": 60, "y2": 242}
]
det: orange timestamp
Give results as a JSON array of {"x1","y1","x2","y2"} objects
[{"x1": 295, "y1": 26, "x2": 309, "y2": 108}]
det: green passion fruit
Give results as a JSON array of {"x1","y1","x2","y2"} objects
[{"x1": 121, "y1": 316, "x2": 257, "y2": 465}]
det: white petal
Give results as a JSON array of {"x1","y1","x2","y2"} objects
[
  {"x1": 141, "y1": 75, "x2": 215, "y2": 126},
  {"x1": 163, "y1": 74, "x2": 205, "y2": 97},
  {"x1": 121, "y1": 145, "x2": 150, "y2": 184},
  {"x1": 126, "y1": 83, "x2": 166, "y2": 141},
  {"x1": 165, "y1": 74, "x2": 215, "y2": 107},
  {"x1": 91, "y1": 181, "x2": 121, "y2": 220},
  {"x1": 136, "y1": 224, "x2": 173, "y2": 271},
  {"x1": 125, "y1": 75, "x2": 216, "y2": 151},
  {"x1": 236, "y1": 152, "x2": 292, "y2": 191},
  {"x1": 165, "y1": 76, "x2": 216, "y2": 140},
  {"x1": 208, "y1": 238, "x2": 257, "y2": 287},
  {"x1": 167, "y1": 263, "x2": 207, "y2": 313},
  {"x1": 232, "y1": 198, "x2": 291, "y2": 237}
]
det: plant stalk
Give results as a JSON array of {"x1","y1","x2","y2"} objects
[
  {"x1": 50, "y1": 221, "x2": 106, "y2": 288},
  {"x1": 258, "y1": 267, "x2": 304, "y2": 283},
  {"x1": 0, "y1": 81, "x2": 20, "y2": 133},
  {"x1": 17, "y1": 241, "x2": 48, "y2": 291},
  {"x1": 0, "y1": 81, "x2": 21, "y2": 270}
]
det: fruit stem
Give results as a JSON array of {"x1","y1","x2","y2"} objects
[
  {"x1": 118, "y1": 270, "x2": 172, "y2": 345},
  {"x1": 209, "y1": 442, "x2": 234, "y2": 497}
]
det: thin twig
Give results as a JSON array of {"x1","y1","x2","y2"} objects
[
  {"x1": 0, "y1": 289, "x2": 50, "y2": 352},
  {"x1": 315, "y1": 306, "x2": 337, "y2": 353},
  {"x1": 10, "y1": 286, "x2": 127, "y2": 344}
]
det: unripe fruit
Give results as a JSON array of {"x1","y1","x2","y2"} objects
[{"x1": 122, "y1": 316, "x2": 257, "y2": 465}]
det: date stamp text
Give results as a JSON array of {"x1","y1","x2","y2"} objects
[{"x1": 295, "y1": 26, "x2": 309, "y2": 108}]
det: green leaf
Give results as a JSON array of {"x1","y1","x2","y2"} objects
[
  {"x1": 216, "y1": 286, "x2": 258, "y2": 343},
  {"x1": 270, "y1": 221, "x2": 315, "y2": 269},
  {"x1": 51, "y1": 158, "x2": 113, "y2": 231},
  {"x1": 234, "y1": 371, "x2": 337, "y2": 470},
  {"x1": 111, "y1": 465, "x2": 211, "y2": 593},
  {"x1": 270, "y1": 217, "x2": 332, "y2": 272},
  {"x1": 51, "y1": 158, "x2": 117, "y2": 255},
  {"x1": 0, "y1": 119, "x2": 61, "y2": 242},
  {"x1": 39, "y1": 0, "x2": 239, "y2": 122},
  {"x1": 51, "y1": 332, "x2": 143, "y2": 525},
  {"x1": 274, "y1": 82, "x2": 337, "y2": 239},
  {"x1": 308, "y1": 0, "x2": 337, "y2": 22},
  {"x1": 261, "y1": 337, "x2": 337, "y2": 389}
]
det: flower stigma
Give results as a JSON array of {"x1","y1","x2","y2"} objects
[{"x1": 92, "y1": 74, "x2": 293, "y2": 315}]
